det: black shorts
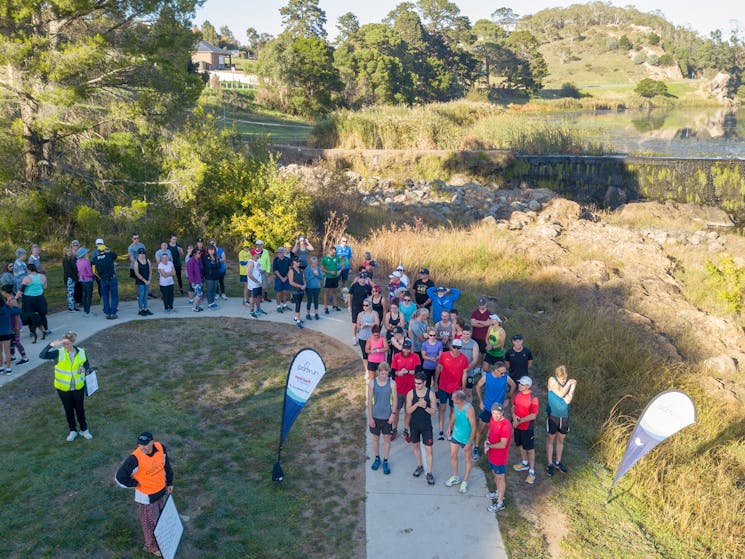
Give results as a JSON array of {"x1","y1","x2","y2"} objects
[
  {"x1": 395, "y1": 393, "x2": 407, "y2": 411},
  {"x1": 369, "y1": 417, "x2": 392, "y2": 436},
  {"x1": 0, "y1": 333, "x2": 13, "y2": 341},
  {"x1": 546, "y1": 415, "x2": 570, "y2": 435},
  {"x1": 340, "y1": 268, "x2": 350, "y2": 282},
  {"x1": 251, "y1": 287, "x2": 262, "y2": 298},
  {"x1": 367, "y1": 360, "x2": 382, "y2": 372},
  {"x1": 475, "y1": 338, "x2": 487, "y2": 354},
  {"x1": 484, "y1": 353, "x2": 504, "y2": 365},
  {"x1": 351, "y1": 306, "x2": 362, "y2": 323},
  {"x1": 410, "y1": 423, "x2": 433, "y2": 446},
  {"x1": 239, "y1": 275, "x2": 248, "y2": 283},
  {"x1": 513, "y1": 428, "x2": 535, "y2": 451},
  {"x1": 437, "y1": 389, "x2": 454, "y2": 407},
  {"x1": 325, "y1": 277, "x2": 339, "y2": 289},
  {"x1": 358, "y1": 338, "x2": 369, "y2": 360}
]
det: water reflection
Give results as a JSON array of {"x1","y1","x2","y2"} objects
[{"x1": 535, "y1": 107, "x2": 745, "y2": 158}]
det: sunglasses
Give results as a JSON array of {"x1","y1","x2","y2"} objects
[
  {"x1": 404, "y1": 298, "x2": 411, "y2": 302},
  {"x1": 363, "y1": 304, "x2": 370, "y2": 307},
  {"x1": 428, "y1": 334, "x2": 436, "y2": 337},
  {"x1": 414, "y1": 381, "x2": 424, "y2": 385}
]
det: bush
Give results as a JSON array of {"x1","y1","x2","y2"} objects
[
  {"x1": 659, "y1": 53, "x2": 675, "y2": 66},
  {"x1": 619, "y1": 34, "x2": 632, "y2": 50},
  {"x1": 648, "y1": 32, "x2": 660, "y2": 45},
  {"x1": 647, "y1": 54, "x2": 660, "y2": 66},
  {"x1": 558, "y1": 82, "x2": 583, "y2": 99},
  {"x1": 634, "y1": 78, "x2": 668, "y2": 98},
  {"x1": 633, "y1": 52, "x2": 647, "y2": 65}
]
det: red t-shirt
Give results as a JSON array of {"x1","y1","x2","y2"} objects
[
  {"x1": 437, "y1": 351, "x2": 469, "y2": 394},
  {"x1": 487, "y1": 417, "x2": 512, "y2": 466},
  {"x1": 470, "y1": 308, "x2": 490, "y2": 340},
  {"x1": 513, "y1": 390, "x2": 539, "y2": 431},
  {"x1": 391, "y1": 352, "x2": 421, "y2": 395}
]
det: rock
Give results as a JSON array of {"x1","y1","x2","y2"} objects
[
  {"x1": 393, "y1": 194, "x2": 407, "y2": 203},
  {"x1": 678, "y1": 203, "x2": 734, "y2": 228},
  {"x1": 508, "y1": 211, "x2": 532, "y2": 230},
  {"x1": 702, "y1": 355, "x2": 737, "y2": 377},
  {"x1": 528, "y1": 199, "x2": 542, "y2": 212},
  {"x1": 537, "y1": 199, "x2": 582, "y2": 226},
  {"x1": 451, "y1": 193, "x2": 464, "y2": 205}
]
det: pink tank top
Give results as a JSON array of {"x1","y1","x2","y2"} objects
[{"x1": 367, "y1": 336, "x2": 386, "y2": 364}]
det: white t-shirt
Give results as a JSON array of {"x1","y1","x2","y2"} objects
[{"x1": 158, "y1": 261, "x2": 175, "y2": 286}]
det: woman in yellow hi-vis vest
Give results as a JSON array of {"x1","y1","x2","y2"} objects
[{"x1": 39, "y1": 331, "x2": 93, "y2": 442}]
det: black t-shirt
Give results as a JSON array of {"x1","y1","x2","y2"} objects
[
  {"x1": 505, "y1": 347, "x2": 533, "y2": 381},
  {"x1": 94, "y1": 251, "x2": 117, "y2": 281},
  {"x1": 413, "y1": 279, "x2": 435, "y2": 305},
  {"x1": 167, "y1": 244, "x2": 182, "y2": 267},
  {"x1": 349, "y1": 282, "x2": 372, "y2": 309},
  {"x1": 273, "y1": 257, "x2": 291, "y2": 278}
]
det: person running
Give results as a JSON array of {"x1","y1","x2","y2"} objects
[
  {"x1": 546, "y1": 365, "x2": 577, "y2": 476},
  {"x1": 512, "y1": 376, "x2": 539, "y2": 485},
  {"x1": 304, "y1": 256, "x2": 323, "y2": 320},
  {"x1": 445, "y1": 390, "x2": 477, "y2": 493},
  {"x1": 483, "y1": 314, "x2": 506, "y2": 373},
  {"x1": 273, "y1": 247, "x2": 291, "y2": 313},
  {"x1": 486, "y1": 403, "x2": 512, "y2": 513},
  {"x1": 434, "y1": 338, "x2": 469, "y2": 441},
  {"x1": 473, "y1": 360, "x2": 515, "y2": 459},
  {"x1": 406, "y1": 371, "x2": 437, "y2": 486},
  {"x1": 505, "y1": 334, "x2": 533, "y2": 384},
  {"x1": 288, "y1": 257, "x2": 306, "y2": 328},
  {"x1": 115, "y1": 432, "x2": 174, "y2": 556},
  {"x1": 246, "y1": 249, "x2": 265, "y2": 318},
  {"x1": 426, "y1": 285, "x2": 461, "y2": 323},
  {"x1": 321, "y1": 246, "x2": 343, "y2": 313},
  {"x1": 368, "y1": 362, "x2": 396, "y2": 476},
  {"x1": 365, "y1": 325, "x2": 388, "y2": 380},
  {"x1": 391, "y1": 339, "x2": 421, "y2": 443}
]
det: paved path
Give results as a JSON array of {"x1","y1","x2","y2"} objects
[{"x1": 1, "y1": 296, "x2": 507, "y2": 558}]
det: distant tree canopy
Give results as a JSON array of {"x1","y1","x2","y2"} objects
[{"x1": 635, "y1": 78, "x2": 668, "y2": 98}]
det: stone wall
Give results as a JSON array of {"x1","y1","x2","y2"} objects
[{"x1": 274, "y1": 146, "x2": 745, "y2": 219}]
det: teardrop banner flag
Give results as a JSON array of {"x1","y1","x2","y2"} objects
[
  {"x1": 609, "y1": 390, "x2": 696, "y2": 496},
  {"x1": 273, "y1": 348, "x2": 327, "y2": 482}
]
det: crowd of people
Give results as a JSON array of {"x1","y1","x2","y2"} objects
[{"x1": 3, "y1": 231, "x2": 578, "y2": 526}]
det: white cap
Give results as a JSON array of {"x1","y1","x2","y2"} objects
[
  {"x1": 396, "y1": 265, "x2": 404, "y2": 271},
  {"x1": 518, "y1": 376, "x2": 532, "y2": 387},
  {"x1": 489, "y1": 314, "x2": 502, "y2": 323},
  {"x1": 95, "y1": 238, "x2": 104, "y2": 245}
]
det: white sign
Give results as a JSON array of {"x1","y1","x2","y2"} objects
[
  {"x1": 286, "y1": 349, "x2": 326, "y2": 405},
  {"x1": 154, "y1": 496, "x2": 183, "y2": 559},
  {"x1": 85, "y1": 371, "x2": 99, "y2": 397}
]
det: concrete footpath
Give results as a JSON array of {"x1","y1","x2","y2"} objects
[{"x1": 0, "y1": 296, "x2": 507, "y2": 558}]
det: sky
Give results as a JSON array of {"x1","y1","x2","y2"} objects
[{"x1": 194, "y1": 0, "x2": 743, "y2": 44}]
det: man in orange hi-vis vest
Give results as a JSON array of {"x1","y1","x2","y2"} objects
[{"x1": 115, "y1": 432, "x2": 174, "y2": 556}]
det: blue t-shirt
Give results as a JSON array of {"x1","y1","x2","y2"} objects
[
  {"x1": 335, "y1": 244, "x2": 352, "y2": 270},
  {"x1": 547, "y1": 378, "x2": 570, "y2": 418},
  {"x1": 426, "y1": 286, "x2": 461, "y2": 323},
  {"x1": 483, "y1": 372, "x2": 509, "y2": 409},
  {"x1": 421, "y1": 339, "x2": 442, "y2": 371}
]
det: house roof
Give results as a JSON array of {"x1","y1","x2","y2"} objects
[{"x1": 193, "y1": 40, "x2": 230, "y2": 55}]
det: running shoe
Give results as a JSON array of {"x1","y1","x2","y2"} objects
[
  {"x1": 488, "y1": 501, "x2": 505, "y2": 513},
  {"x1": 546, "y1": 464, "x2": 555, "y2": 477},
  {"x1": 192, "y1": 307, "x2": 202, "y2": 312},
  {"x1": 459, "y1": 481, "x2": 468, "y2": 494},
  {"x1": 412, "y1": 465, "x2": 424, "y2": 477},
  {"x1": 333, "y1": 306, "x2": 342, "y2": 311},
  {"x1": 525, "y1": 471, "x2": 536, "y2": 485},
  {"x1": 555, "y1": 462, "x2": 568, "y2": 474},
  {"x1": 324, "y1": 308, "x2": 330, "y2": 315},
  {"x1": 296, "y1": 320, "x2": 303, "y2": 329},
  {"x1": 445, "y1": 475, "x2": 461, "y2": 487},
  {"x1": 66, "y1": 431, "x2": 78, "y2": 442},
  {"x1": 371, "y1": 456, "x2": 381, "y2": 471},
  {"x1": 513, "y1": 462, "x2": 530, "y2": 472},
  {"x1": 314, "y1": 313, "x2": 319, "y2": 320},
  {"x1": 145, "y1": 309, "x2": 153, "y2": 315},
  {"x1": 79, "y1": 429, "x2": 93, "y2": 440},
  {"x1": 472, "y1": 446, "x2": 480, "y2": 460},
  {"x1": 16, "y1": 358, "x2": 29, "y2": 365},
  {"x1": 250, "y1": 311, "x2": 258, "y2": 318},
  {"x1": 382, "y1": 460, "x2": 390, "y2": 475},
  {"x1": 486, "y1": 491, "x2": 500, "y2": 500},
  {"x1": 220, "y1": 294, "x2": 228, "y2": 300},
  {"x1": 277, "y1": 306, "x2": 283, "y2": 313},
  {"x1": 403, "y1": 429, "x2": 411, "y2": 443},
  {"x1": 426, "y1": 473, "x2": 435, "y2": 485},
  {"x1": 390, "y1": 428, "x2": 397, "y2": 441},
  {"x1": 438, "y1": 431, "x2": 445, "y2": 441},
  {"x1": 258, "y1": 308, "x2": 268, "y2": 315},
  {"x1": 306, "y1": 313, "x2": 312, "y2": 320},
  {"x1": 207, "y1": 303, "x2": 218, "y2": 310}
]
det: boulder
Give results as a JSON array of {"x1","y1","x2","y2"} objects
[
  {"x1": 537, "y1": 199, "x2": 582, "y2": 226},
  {"x1": 702, "y1": 355, "x2": 738, "y2": 377}
]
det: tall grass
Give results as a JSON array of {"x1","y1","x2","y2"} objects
[
  {"x1": 359, "y1": 220, "x2": 745, "y2": 558},
  {"x1": 310, "y1": 101, "x2": 608, "y2": 154}
]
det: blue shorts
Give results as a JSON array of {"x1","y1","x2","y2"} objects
[
  {"x1": 274, "y1": 278, "x2": 290, "y2": 292},
  {"x1": 451, "y1": 437, "x2": 471, "y2": 449},
  {"x1": 340, "y1": 268, "x2": 350, "y2": 282},
  {"x1": 239, "y1": 274, "x2": 247, "y2": 283},
  {"x1": 479, "y1": 408, "x2": 492, "y2": 423},
  {"x1": 437, "y1": 389, "x2": 454, "y2": 407},
  {"x1": 490, "y1": 463, "x2": 507, "y2": 475}
]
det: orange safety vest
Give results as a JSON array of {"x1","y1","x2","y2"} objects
[{"x1": 131, "y1": 442, "x2": 167, "y2": 496}]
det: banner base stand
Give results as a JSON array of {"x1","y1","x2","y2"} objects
[{"x1": 272, "y1": 461, "x2": 284, "y2": 482}]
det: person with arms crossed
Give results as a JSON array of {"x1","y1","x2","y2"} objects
[
  {"x1": 485, "y1": 403, "x2": 512, "y2": 512},
  {"x1": 406, "y1": 372, "x2": 437, "y2": 486},
  {"x1": 445, "y1": 390, "x2": 477, "y2": 493},
  {"x1": 546, "y1": 365, "x2": 577, "y2": 476},
  {"x1": 434, "y1": 338, "x2": 469, "y2": 441},
  {"x1": 512, "y1": 376, "x2": 539, "y2": 484},
  {"x1": 115, "y1": 432, "x2": 174, "y2": 557},
  {"x1": 368, "y1": 362, "x2": 396, "y2": 475}
]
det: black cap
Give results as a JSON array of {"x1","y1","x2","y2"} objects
[
  {"x1": 137, "y1": 432, "x2": 154, "y2": 445},
  {"x1": 403, "y1": 339, "x2": 413, "y2": 348},
  {"x1": 137, "y1": 247, "x2": 146, "y2": 254},
  {"x1": 419, "y1": 268, "x2": 430, "y2": 274},
  {"x1": 512, "y1": 334, "x2": 523, "y2": 341}
]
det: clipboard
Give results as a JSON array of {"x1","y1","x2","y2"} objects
[{"x1": 85, "y1": 370, "x2": 99, "y2": 397}]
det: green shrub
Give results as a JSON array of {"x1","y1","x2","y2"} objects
[
  {"x1": 704, "y1": 255, "x2": 745, "y2": 313},
  {"x1": 634, "y1": 78, "x2": 668, "y2": 98},
  {"x1": 633, "y1": 52, "x2": 647, "y2": 64}
]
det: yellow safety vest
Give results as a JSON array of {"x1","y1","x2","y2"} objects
[{"x1": 54, "y1": 348, "x2": 87, "y2": 391}]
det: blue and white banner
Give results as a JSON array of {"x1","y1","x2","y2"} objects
[
  {"x1": 612, "y1": 390, "x2": 696, "y2": 487},
  {"x1": 274, "y1": 348, "x2": 326, "y2": 481}
]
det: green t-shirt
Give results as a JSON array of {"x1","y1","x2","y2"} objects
[{"x1": 321, "y1": 255, "x2": 342, "y2": 279}]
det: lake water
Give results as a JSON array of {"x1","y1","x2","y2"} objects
[{"x1": 534, "y1": 107, "x2": 745, "y2": 158}]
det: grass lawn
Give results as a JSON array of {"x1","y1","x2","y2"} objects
[{"x1": 0, "y1": 319, "x2": 364, "y2": 558}]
